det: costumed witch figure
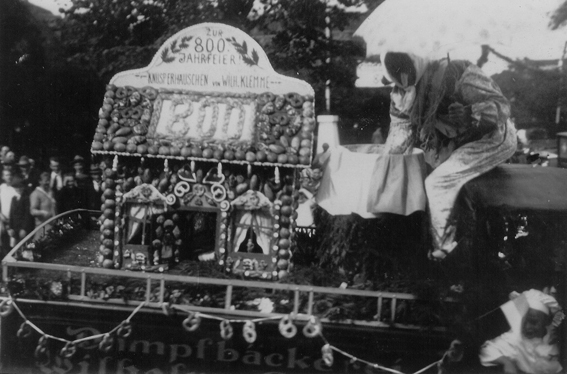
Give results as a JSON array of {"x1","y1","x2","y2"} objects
[
  {"x1": 479, "y1": 289, "x2": 563, "y2": 374},
  {"x1": 380, "y1": 51, "x2": 517, "y2": 259}
]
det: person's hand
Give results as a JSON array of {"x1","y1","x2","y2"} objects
[
  {"x1": 448, "y1": 102, "x2": 469, "y2": 129},
  {"x1": 312, "y1": 147, "x2": 331, "y2": 169}
]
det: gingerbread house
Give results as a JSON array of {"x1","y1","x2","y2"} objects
[{"x1": 91, "y1": 23, "x2": 316, "y2": 280}]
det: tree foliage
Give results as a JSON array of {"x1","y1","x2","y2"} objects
[
  {"x1": 49, "y1": 0, "x2": 382, "y2": 154},
  {"x1": 0, "y1": 0, "x2": 46, "y2": 149},
  {"x1": 493, "y1": 66, "x2": 565, "y2": 129},
  {"x1": 550, "y1": 0, "x2": 567, "y2": 29},
  {"x1": 58, "y1": 0, "x2": 370, "y2": 84},
  {"x1": 2, "y1": 0, "x2": 385, "y2": 161},
  {"x1": 6, "y1": 0, "x2": 564, "y2": 161}
]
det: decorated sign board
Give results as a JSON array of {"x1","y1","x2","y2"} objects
[
  {"x1": 0, "y1": 303, "x2": 451, "y2": 374},
  {"x1": 91, "y1": 22, "x2": 316, "y2": 166},
  {"x1": 92, "y1": 23, "x2": 315, "y2": 280},
  {"x1": 355, "y1": 61, "x2": 389, "y2": 88}
]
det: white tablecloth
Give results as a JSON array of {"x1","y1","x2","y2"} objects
[{"x1": 316, "y1": 144, "x2": 427, "y2": 218}]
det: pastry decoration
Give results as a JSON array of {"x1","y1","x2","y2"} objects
[{"x1": 92, "y1": 87, "x2": 315, "y2": 167}]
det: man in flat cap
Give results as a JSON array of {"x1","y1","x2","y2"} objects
[{"x1": 17, "y1": 155, "x2": 39, "y2": 190}]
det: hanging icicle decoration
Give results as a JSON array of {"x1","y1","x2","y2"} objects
[{"x1": 112, "y1": 155, "x2": 119, "y2": 171}]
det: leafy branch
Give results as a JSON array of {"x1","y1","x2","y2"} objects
[
  {"x1": 170, "y1": 39, "x2": 180, "y2": 53},
  {"x1": 225, "y1": 37, "x2": 260, "y2": 66},
  {"x1": 179, "y1": 36, "x2": 193, "y2": 49},
  {"x1": 161, "y1": 47, "x2": 175, "y2": 63},
  {"x1": 161, "y1": 36, "x2": 194, "y2": 63}
]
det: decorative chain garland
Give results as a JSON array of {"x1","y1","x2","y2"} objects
[
  {"x1": 1, "y1": 296, "x2": 446, "y2": 373},
  {"x1": 165, "y1": 304, "x2": 445, "y2": 374},
  {"x1": 2, "y1": 298, "x2": 145, "y2": 361}
]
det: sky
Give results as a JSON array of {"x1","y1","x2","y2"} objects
[
  {"x1": 464, "y1": 0, "x2": 567, "y2": 76},
  {"x1": 28, "y1": 0, "x2": 70, "y2": 16}
]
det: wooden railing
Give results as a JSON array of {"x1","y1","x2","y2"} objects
[{"x1": 1, "y1": 210, "x2": 446, "y2": 330}]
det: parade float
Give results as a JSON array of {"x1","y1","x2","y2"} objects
[
  {"x1": 0, "y1": 23, "x2": 456, "y2": 374},
  {"x1": 2, "y1": 22, "x2": 567, "y2": 374}
]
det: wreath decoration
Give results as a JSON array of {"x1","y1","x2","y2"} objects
[
  {"x1": 222, "y1": 99, "x2": 247, "y2": 140},
  {"x1": 165, "y1": 95, "x2": 194, "y2": 138},
  {"x1": 197, "y1": 98, "x2": 220, "y2": 138}
]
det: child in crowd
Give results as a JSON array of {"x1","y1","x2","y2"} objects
[{"x1": 480, "y1": 289, "x2": 563, "y2": 374}]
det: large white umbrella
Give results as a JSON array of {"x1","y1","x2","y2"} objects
[
  {"x1": 354, "y1": 0, "x2": 548, "y2": 60},
  {"x1": 354, "y1": 0, "x2": 566, "y2": 86}
]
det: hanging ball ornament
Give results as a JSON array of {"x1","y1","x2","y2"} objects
[
  {"x1": 243, "y1": 320, "x2": 257, "y2": 343},
  {"x1": 99, "y1": 333, "x2": 115, "y2": 353},
  {"x1": 322, "y1": 344, "x2": 334, "y2": 367},
  {"x1": 302, "y1": 316, "x2": 322, "y2": 338},
  {"x1": 117, "y1": 320, "x2": 133, "y2": 338},
  {"x1": 60, "y1": 342, "x2": 77, "y2": 358},
  {"x1": 182, "y1": 312, "x2": 201, "y2": 332},
  {"x1": 220, "y1": 320, "x2": 234, "y2": 340},
  {"x1": 279, "y1": 314, "x2": 297, "y2": 338},
  {"x1": 0, "y1": 299, "x2": 14, "y2": 317},
  {"x1": 17, "y1": 321, "x2": 33, "y2": 339},
  {"x1": 34, "y1": 335, "x2": 49, "y2": 360}
]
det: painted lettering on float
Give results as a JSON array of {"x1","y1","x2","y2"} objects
[
  {"x1": 147, "y1": 73, "x2": 209, "y2": 87},
  {"x1": 34, "y1": 329, "x2": 335, "y2": 373},
  {"x1": 178, "y1": 53, "x2": 239, "y2": 65},
  {"x1": 221, "y1": 75, "x2": 269, "y2": 89}
]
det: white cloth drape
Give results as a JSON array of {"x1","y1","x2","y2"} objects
[
  {"x1": 233, "y1": 209, "x2": 273, "y2": 254},
  {"x1": 316, "y1": 144, "x2": 427, "y2": 218},
  {"x1": 127, "y1": 203, "x2": 166, "y2": 243}
]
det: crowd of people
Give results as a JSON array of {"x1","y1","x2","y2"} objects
[{"x1": 0, "y1": 146, "x2": 103, "y2": 256}]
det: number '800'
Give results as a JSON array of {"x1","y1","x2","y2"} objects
[{"x1": 194, "y1": 37, "x2": 226, "y2": 53}]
